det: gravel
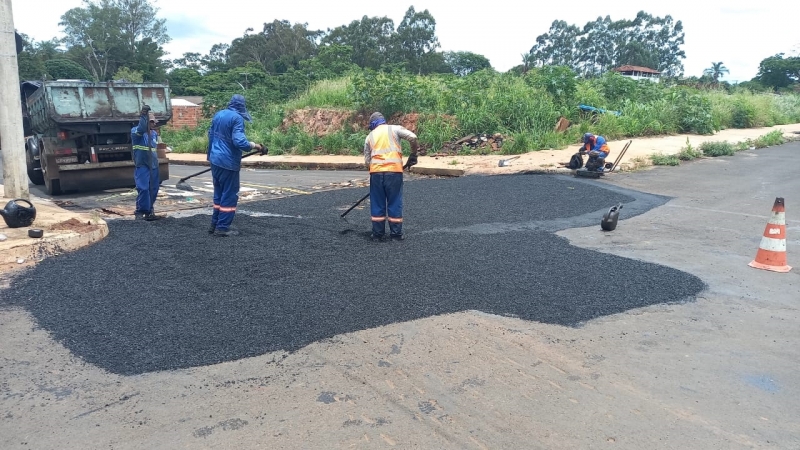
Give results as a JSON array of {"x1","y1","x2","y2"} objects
[{"x1": 2, "y1": 174, "x2": 705, "y2": 375}]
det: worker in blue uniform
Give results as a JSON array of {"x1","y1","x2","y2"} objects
[
  {"x1": 131, "y1": 105, "x2": 162, "y2": 220},
  {"x1": 582, "y1": 132, "x2": 611, "y2": 172},
  {"x1": 207, "y1": 94, "x2": 266, "y2": 237}
]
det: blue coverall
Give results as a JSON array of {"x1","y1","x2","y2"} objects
[
  {"x1": 131, "y1": 114, "x2": 160, "y2": 216},
  {"x1": 207, "y1": 95, "x2": 255, "y2": 233}
]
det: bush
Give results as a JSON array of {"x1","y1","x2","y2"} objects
[
  {"x1": 752, "y1": 130, "x2": 786, "y2": 148},
  {"x1": 677, "y1": 138, "x2": 702, "y2": 160},
  {"x1": 161, "y1": 68, "x2": 800, "y2": 155},
  {"x1": 700, "y1": 141, "x2": 736, "y2": 157},
  {"x1": 650, "y1": 153, "x2": 680, "y2": 166},
  {"x1": 731, "y1": 98, "x2": 757, "y2": 128}
]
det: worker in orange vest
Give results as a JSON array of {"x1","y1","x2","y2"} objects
[{"x1": 363, "y1": 112, "x2": 419, "y2": 241}]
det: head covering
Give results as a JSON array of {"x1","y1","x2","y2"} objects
[
  {"x1": 368, "y1": 112, "x2": 386, "y2": 130},
  {"x1": 148, "y1": 112, "x2": 157, "y2": 123},
  {"x1": 583, "y1": 133, "x2": 595, "y2": 144},
  {"x1": 228, "y1": 94, "x2": 253, "y2": 123}
]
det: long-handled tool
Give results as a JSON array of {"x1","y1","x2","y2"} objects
[
  {"x1": 608, "y1": 140, "x2": 632, "y2": 172},
  {"x1": 340, "y1": 153, "x2": 417, "y2": 219},
  {"x1": 340, "y1": 192, "x2": 370, "y2": 218},
  {"x1": 175, "y1": 150, "x2": 260, "y2": 191}
]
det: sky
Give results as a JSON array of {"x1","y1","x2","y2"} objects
[{"x1": 10, "y1": 0, "x2": 800, "y2": 82}]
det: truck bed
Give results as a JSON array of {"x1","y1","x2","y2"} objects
[{"x1": 26, "y1": 81, "x2": 172, "y2": 134}]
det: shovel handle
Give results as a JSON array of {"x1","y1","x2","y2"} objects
[
  {"x1": 341, "y1": 192, "x2": 370, "y2": 218},
  {"x1": 177, "y1": 150, "x2": 260, "y2": 183}
]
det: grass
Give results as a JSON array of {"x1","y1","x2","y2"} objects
[
  {"x1": 678, "y1": 139, "x2": 703, "y2": 161},
  {"x1": 164, "y1": 70, "x2": 800, "y2": 155},
  {"x1": 700, "y1": 141, "x2": 736, "y2": 157},
  {"x1": 650, "y1": 153, "x2": 681, "y2": 166}
]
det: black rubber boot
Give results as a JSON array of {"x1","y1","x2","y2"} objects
[{"x1": 213, "y1": 229, "x2": 240, "y2": 237}]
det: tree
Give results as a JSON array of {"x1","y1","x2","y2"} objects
[
  {"x1": 395, "y1": 6, "x2": 440, "y2": 75},
  {"x1": 322, "y1": 15, "x2": 396, "y2": 70},
  {"x1": 167, "y1": 68, "x2": 205, "y2": 95},
  {"x1": 528, "y1": 11, "x2": 685, "y2": 77},
  {"x1": 703, "y1": 62, "x2": 729, "y2": 84},
  {"x1": 44, "y1": 59, "x2": 94, "y2": 80},
  {"x1": 113, "y1": 66, "x2": 144, "y2": 82},
  {"x1": 444, "y1": 51, "x2": 492, "y2": 76},
  {"x1": 530, "y1": 20, "x2": 581, "y2": 69},
  {"x1": 227, "y1": 20, "x2": 322, "y2": 74},
  {"x1": 59, "y1": 0, "x2": 170, "y2": 81},
  {"x1": 755, "y1": 54, "x2": 800, "y2": 91}
]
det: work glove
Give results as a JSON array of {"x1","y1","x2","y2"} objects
[
  {"x1": 141, "y1": 104, "x2": 151, "y2": 116},
  {"x1": 405, "y1": 153, "x2": 418, "y2": 169}
]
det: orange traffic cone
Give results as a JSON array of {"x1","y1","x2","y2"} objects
[{"x1": 749, "y1": 197, "x2": 791, "y2": 273}]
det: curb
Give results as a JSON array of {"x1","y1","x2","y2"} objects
[
  {"x1": 168, "y1": 159, "x2": 465, "y2": 177},
  {"x1": 1, "y1": 223, "x2": 109, "y2": 273}
]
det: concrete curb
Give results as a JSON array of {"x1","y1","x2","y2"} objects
[
  {"x1": 1, "y1": 223, "x2": 109, "y2": 273},
  {"x1": 0, "y1": 188, "x2": 110, "y2": 274},
  {"x1": 169, "y1": 158, "x2": 465, "y2": 177}
]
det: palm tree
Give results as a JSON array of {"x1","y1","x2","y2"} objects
[
  {"x1": 703, "y1": 62, "x2": 730, "y2": 85},
  {"x1": 521, "y1": 52, "x2": 535, "y2": 74}
]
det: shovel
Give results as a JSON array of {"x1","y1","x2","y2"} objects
[
  {"x1": 175, "y1": 150, "x2": 260, "y2": 191},
  {"x1": 498, "y1": 156, "x2": 520, "y2": 167}
]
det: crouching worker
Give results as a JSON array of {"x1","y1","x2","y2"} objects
[
  {"x1": 207, "y1": 94, "x2": 266, "y2": 237},
  {"x1": 364, "y1": 112, "x2": 419, "y2": 241},
  {"x1": 582, "y1": 132, "x2": 611, "y2": 172}
]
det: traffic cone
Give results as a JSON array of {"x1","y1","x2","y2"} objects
[{"x1": 749, "y1": 197, "x2": 791, "y2": 273}]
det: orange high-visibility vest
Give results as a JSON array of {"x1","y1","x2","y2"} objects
[{"x1": 368, "y1": 125, "x2": 404, "y2": 173}]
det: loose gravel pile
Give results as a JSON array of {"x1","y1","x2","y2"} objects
[{"x1": 2, "y1": 174, "x2": 705, "y2": 375}]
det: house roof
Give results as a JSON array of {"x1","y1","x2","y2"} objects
[
  {"x1": 171, "y1": 98, "x2": 198, "y2": 107},
  {"x1": 173, "y1": 96, "x2": 204, "y2": 105},
  {"x1": 612, "y1": 65, "x2": 661, "y2": 74}
]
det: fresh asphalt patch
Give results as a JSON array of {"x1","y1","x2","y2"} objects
[{"x1": 2, "y1": 174, "x2": 706, "y2": 375}]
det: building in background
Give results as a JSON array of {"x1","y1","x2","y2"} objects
[
  {"x1": 611, "y1": 65, "x2": 661, "y2": 82},
  {"x1": 167, "y1": 97, "x2": 203, "y2": 129}
]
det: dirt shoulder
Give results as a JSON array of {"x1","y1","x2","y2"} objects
[{"x1": 168, "y1": 124, "x2": 800, "y2": 176}]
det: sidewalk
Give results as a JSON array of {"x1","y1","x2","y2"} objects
[
  {"x1": 167, "y1": 123, "x2": 800, "y2": 176},
  {"x1": 0, "y1": 186, "x2": 108, "y2": 274},
  {"x1": 2, "y1": 124, "x2": 798, "y2": 274}
]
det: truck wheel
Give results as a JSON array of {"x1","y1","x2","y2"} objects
[
  {"x1": 26, "y1": 147, "x2": 45, "y2": 185},
  {"x1": 44, "y1": 176, "x2": 62, "y2": 195}
]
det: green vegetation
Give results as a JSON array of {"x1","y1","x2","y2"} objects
[
  {"x1": 643, "y1": 130, "x2": 793, "y2": 169},
  {"x1": 163, "y1": 70, "x2": 800, "y2": 155},
  {"x1": 699, "y1": 141, "x2": 736, "y2": 157},
  {"x1": 650, "y1": 153, "x2": 681, "y2": 166},
  {"x1": 16, "y1": 1, "x2": 799, "y2": 156}
]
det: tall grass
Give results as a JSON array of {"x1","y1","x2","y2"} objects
[
  {"x1": 165, "y1": 69, "x2": 800, "y2": 155},
  {"x1": 285, "y1": 77, "x2": 353, "y2": 110}
]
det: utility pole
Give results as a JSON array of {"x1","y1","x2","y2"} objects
[{"x1": 0, "y1": 0, "x2": 29, "y2": 199}]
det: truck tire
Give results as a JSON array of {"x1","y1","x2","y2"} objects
[{"x1": 26, "y1": 146, "x2": 45, "y2": 185}]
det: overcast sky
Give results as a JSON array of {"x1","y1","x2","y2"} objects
[{"x1": 10, "y1": 0, "x2": 800, "y2": 81}]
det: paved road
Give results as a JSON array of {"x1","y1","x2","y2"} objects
[
  {"x1": 0, "y1": 156, "x2": 368, "y2": 214},
  {"x1": 1, "y1": 144, "x2": 798, "y2": 449}
]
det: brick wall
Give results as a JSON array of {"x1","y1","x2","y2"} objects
[{"x1": 167, "y1": 105, "x2": 202, "y2": 129}]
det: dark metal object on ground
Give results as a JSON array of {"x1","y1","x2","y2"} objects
[
  {"x1": 1, "y1": 199, "x2": 37, "y2": 228},
  {"x1": 601, "y1": 203, "x2": 623, "y2": 231},
  {"x1": 28, "y1": 229, "x2": 44, "y2": 238},
  {"x1": 175, "y1": 150, "x2": 260, "y2": 191}
]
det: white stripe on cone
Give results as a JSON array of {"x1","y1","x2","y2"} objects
[{"x1": 758, "y1": 236, "x2": 788, "y2": 252}]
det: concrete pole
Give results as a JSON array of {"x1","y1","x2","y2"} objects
[{"x1": 0, "y1": 0, "x2": 29, "y2": 199}]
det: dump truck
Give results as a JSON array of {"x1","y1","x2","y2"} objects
[{"x1": 22, "y1": 80, "x2": 172, "y2": 195}]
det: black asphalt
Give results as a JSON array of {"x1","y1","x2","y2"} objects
[{"x1": 2, "y1": 174, "x2": 706, "y2": 375}]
